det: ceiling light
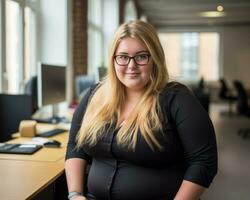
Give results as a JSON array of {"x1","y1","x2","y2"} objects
[
  {"x1": 200, "y1": 11, "x2": 226, "y2": 18},
  {"x1": 217, "y1": 5, "x2": 224, "y2": 12}
]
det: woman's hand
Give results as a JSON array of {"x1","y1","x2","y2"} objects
[{"x1": 71, "y1": 196, "x2": 87, "y2": 200}]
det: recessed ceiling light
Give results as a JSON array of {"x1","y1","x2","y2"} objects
[
  {"x1": 200, "y1": 11, "x2": 226, "y2": 18},
  {"x1": 217, "y1": 5, "x2": 224, "y2": 12}
]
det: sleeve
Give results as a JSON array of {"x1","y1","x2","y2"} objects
[
  {"x1": 167, "y1": 87, "x2": 218, "y2": 188},
  {"x1": 65, "y1": 85, "x2": 96, "y2": 162}
]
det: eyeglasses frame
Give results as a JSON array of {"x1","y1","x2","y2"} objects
[{"x1": 114, "y1": 54, "x2": 151, "y2": 66}]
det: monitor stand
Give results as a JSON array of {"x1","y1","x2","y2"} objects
[
  {"x1": 34, "y1": 116, "x2": 64, "y2": 124},
  {"x1": 33, "y1": 104, "x2": 70, "y2": 124}
]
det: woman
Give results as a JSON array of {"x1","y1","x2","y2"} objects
[{"x1": 65, "y1": 20, "x2": 217, "y2": 200}]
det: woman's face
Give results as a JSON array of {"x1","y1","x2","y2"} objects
[{"x1": 114, "y1": 37, "x2": 153, "y2": 92}]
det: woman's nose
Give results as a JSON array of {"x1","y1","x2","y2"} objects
[{"x1": 127, "y1": 58, "x2": 137, "y2": 69}]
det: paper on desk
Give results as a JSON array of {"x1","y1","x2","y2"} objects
[
  {"x1": 21, "y1": 137, "x2": 50, "y2": 145},
  {"x1": 19, "y1": 144, "x2": 38, "y2": 148},
  {"x1": 21, "y1": 141, "x2": 44, "y2": 145}
]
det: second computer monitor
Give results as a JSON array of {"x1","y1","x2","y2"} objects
[{"x1": 38, "y1": 63, "x2": 66, "y2": 107}]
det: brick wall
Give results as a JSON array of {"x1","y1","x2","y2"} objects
[
  {"x1": 119, "y1": 0, "x2": 126, "y2": 24},
  {"x1": 72, "y1": 0, "x2": 88, "y2": 100}
]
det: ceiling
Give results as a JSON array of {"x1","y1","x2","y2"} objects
[{"x1": 135, "y1": 0, "x2": 250, "y2": 28}]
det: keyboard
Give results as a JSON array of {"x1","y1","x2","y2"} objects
[
  {"x1": 0, "y1": 143, "x2": 19, "y2": 151},
  {"x1": 33, "y1": 117, "x2": 71, "y2": 124},
  {"x1": 0, "y1": 143, "x2": 42, "y2": 154},
  {"x1": 38, "y1": 128, "x2": 67, "y2": 137}
]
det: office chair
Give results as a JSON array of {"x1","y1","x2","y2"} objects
[
  {"x1": 75, "y1": 75, "x2": 95, "y2": 99},
  {"x1": 197, "y1": 77, "x2": 205, "y2": 93},
  {"x1": 24, "y1": 76, "x2": 38, "y2": 113},
  {"x1": 218, "y1": 78, "x2": 237, "y2": 115},
  {"x1": 98, "y1": 66, "x2": 107, "y2": 81},
  {"x1": 233, "y1": 80, "x2": 250, "y2": 138},
  {"x1": 0, "y1": 94, "x2": 33, "y2": 142},
  {"x1": 192, "y1": 77, "x2": 204, "y2": 94},
  {"x1": 192, "y1": 78, "x2": 210, "y2": 113}
]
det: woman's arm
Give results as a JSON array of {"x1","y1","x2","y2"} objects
[
  {"x1": 65, "y1": 86, "x2": 97, "y2": 199},
  {"x1": 164, "y1": 85, "x2": 217, "y2": 199},
  {"x1": 65, "y1": 158, "x2": 88, "y2": 200},
  {"x1": 174, "y1": 180, "x2": 205, "y2": 200}
]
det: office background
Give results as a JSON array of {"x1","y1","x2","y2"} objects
[
  {"x1": 1, "y1": 0, "x2": 250, "y2": 100},
  {"x1": 0, "y1": 0, "x2": 250, "y2": 199}
]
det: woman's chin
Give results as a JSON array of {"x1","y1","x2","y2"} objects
[{"x1": 124, "y1": 82, "x2": 146, "y2": 91}]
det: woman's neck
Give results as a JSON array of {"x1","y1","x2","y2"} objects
[
  {"x1": 125, "y1": 88, "x2": 144, "y2": 103},
  {"x1": 115, "y1": 89, "x2": 143, "y2": 129}
]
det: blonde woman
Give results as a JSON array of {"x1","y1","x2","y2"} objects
[{"x1": 65, "y1": 21, "x2": 217, "y2": 200}]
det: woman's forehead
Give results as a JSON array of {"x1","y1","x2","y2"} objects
[{"x1": 116, "y1": 37, "x2": 148, "y2": 54}]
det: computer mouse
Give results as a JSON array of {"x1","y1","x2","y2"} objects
[{"x1": 43, "y1": 140, "x2": 61, "y2": 148}]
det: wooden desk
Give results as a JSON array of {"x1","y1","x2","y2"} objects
[
  {"x1": 0, "y1": 124, "x2": 69, "y2": 162},
  {"x1": 0, "y1": 132, "x2": 68, "y2": 162},
  {"x1": 0, "y1": 160, "x2": 64, "y2": 200},
  {"x1": 0, "y1": 123, "x2": 69, "y2": 200}
]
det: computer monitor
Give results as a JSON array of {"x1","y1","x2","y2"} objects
[
  {"x1": 0, "y1": 94, "x2": 32, "y2": 142},
  {"x1": 37, "y1": 63, "x2": 66, "y2": 123}
]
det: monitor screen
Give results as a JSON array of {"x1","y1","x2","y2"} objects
[
  {"x1": 0, "y1": 94, "x2": 32, "y2": 142},
  {"x1": 38, "y1": 63, "x2": 66, "y2": 107}
]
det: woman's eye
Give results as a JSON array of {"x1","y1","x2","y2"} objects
[
  {"x1": 136, "y1": 55, "x2": 147, "y2": 61},
  {"x1": 118, "y1": 55, "x2": 128, "y2": 60}
]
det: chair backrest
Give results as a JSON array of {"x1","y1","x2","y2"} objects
[
  {"x1": 75, "y1": 75, "x2": 95, "y2": 98},
  {"x1": 0, "y1": 94, "x2": 32, "y2": 142},
  {"x1": 24, "y1": 76, "x2": 38, "y2": 113},
  {"x1": 193, "y1": 77, "x2": 205, "y2": 95},
  {"x1": 197, "y1": 77, "x2": 204, "y2": 91},
  {"x1": 233, "y1": 80, "x2": 248, "y2": 114},
  {"x1": 218, "y1": 78, "x2": 229, "y2": 99}
]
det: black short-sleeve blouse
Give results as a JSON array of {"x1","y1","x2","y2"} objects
[{"x1": 66, "y1": 82, "x2": 218, "y2": 200}]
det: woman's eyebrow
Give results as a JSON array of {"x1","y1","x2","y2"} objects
[
  {"x1": 116, "y1": 50, "x2": 149, "y2": 55},
  {"x1": 136, "y1": 50, "x2": 149, "y2": 54},
  {"x1": 116, "y1": 52, "x2": 129, "y2": 55}
]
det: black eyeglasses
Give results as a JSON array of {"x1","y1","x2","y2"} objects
[{"x1": 114, "y1": 54, "x2": 151, "y2": 66}]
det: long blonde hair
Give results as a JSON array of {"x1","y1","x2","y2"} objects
[{"x1": 77, "y1": 20, "x2": 169, "y2": 150}]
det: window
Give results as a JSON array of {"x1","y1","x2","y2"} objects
[
  {"x1": 88, "y1": 0, "x2": 118, "y2": 80},
  {"x1": 124, "y1": 0, "x2": 137, "y2": 22},
  {"x1": 88, "y1": 27, "x2": 102, "y2": 77},
  {"x1": 6, "y1": 0, "x2": 23, "y2": 93},
  {"x1": 24, "y1": 6, "x2": 36, "y2": 80},
  {"x1": 0, "y1": 0, "x2": 37, "y2": 93},
  {"x1": 0, "y1": 0, "x2": 5, "y2": 92},
  {"x1": 181, "y1": 33, "x2": 199, "y2": 80},
  {"x1": 159, "y1": 32, "x2": 220, "y2": 82},
  {"x1": 88, "y1": 0, "x2": 103, "y2": 80}
]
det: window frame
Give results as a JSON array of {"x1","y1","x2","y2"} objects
[
  {"x1": 87, "y1": 0, "x2": 119, "y2": 80},
  {"x1": 159, "y1": 30, "x2": 222, "y2": 83},
  {"x1": 0, "y1": 0, "x2": 37, "y2": 93}
]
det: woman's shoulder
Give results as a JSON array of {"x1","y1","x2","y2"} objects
[
  {"x1": 160, "y1": 81, "x2": 192, "y2": 96},
  {"x1": 159, "y1": 82, "x2": 201, "y2": 115},
  {"x1": 77, "y1": 83, "x2": 100, "y2": 106}
]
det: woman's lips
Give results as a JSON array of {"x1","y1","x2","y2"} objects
[
  {"x1": 126, "y1": 73, "x2": 140, "y2": 75},
  {"x1": 126, "y1": 73, "x2": 140, "y2": 78}
]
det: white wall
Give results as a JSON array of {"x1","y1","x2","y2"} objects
[
  {"x1": 37, "y1": 0, "x2": 67, "y2": 65},
  {"x1": 221, "y1": 26, "x2": 250, "y2": 87},
  {"x1": 35, "y1": 0, "x2": 71, "y2": 113}
]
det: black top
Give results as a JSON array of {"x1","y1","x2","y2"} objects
[{"x1": 66, "y1": 82, "x2": 218, "y2": 200}]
